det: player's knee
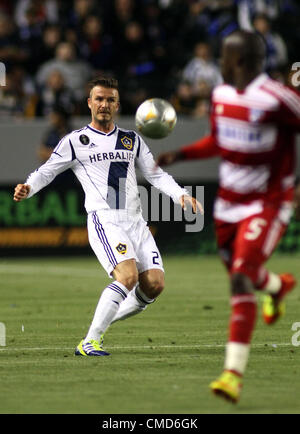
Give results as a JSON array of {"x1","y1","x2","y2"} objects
[
  {"x1": 231, "y1": 272, "x2": 254, "y2": 295},
  {"x1": 142, "y1": 276, "x2": 165, "y2": 299},
  {"x1": 113, "y1": 260, "x2": 139, "y2": 290},
  {"x1": 122, "y1": 270, "x2": 139, "y2": 291}
]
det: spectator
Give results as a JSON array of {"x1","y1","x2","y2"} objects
[
  {"x1": 236, "y1": 0, "x2": 280, "y2": 31},
  {"x1": 175, "y1": 0, "x2": 208, "y2": 66},
  {"x1": 171, "y1": 81, "x2": 199, "y2": 117},
  {"x1": 37, "y1": 105, "x2": 73, "y2": 162},
  {"x1": 36, "y1": 41, "x2": 92, "y2": 102},
  {"x1": 114, "y1": 0, "x2": 138, "y2": 24},
  {"x1": 18, "y1": 5, "x2": 45, "y2": 74},
  {"x1": 37, "y1": 104, "x2": 76, "y2": 185},
  {"x1": 182, "y1": 41, "x2": 223, "y2": 98},
  {"x1": 117, "y1": 21, "x2": 159, "y2": 113},
  {"x1": 0, "y1": 12, "x2": 27, "y2": 70},
  {"x1": 14, "y1": 0, "x2": 58, "y2": 28},
  {"x1": 179, "y1": 1, "x2": 237, "y2": 60},
  {"x1": 108, "y1": 0, "x2": 140, "y2": 44},
  {"x1": 37, "y1": 24, "x2": 62, "y2": 65},
  {"x1": 0, "y1": 67, "x2": 36, "y2": 119},
  {"x1": 35, "y1": 69, "x2": 76, "y2": 117},
  {"x1": 118, "y1": 21, "x2": 154, "y2": 75},
  {"x1": 67, "y1": 0, "x2": 98, "y2": 30},
  {"x1": 253, "y1": 13, "x2": 288, "y2": 73},
  {"x1": 1, "y1": 0, "x2": 299, "y2": 119},
  {"x1": 78, "y1": 15, "x2": 114, "y2": 71},
  {"x1": 140, "y1": 0, "x2": 169, "y2": 75}
]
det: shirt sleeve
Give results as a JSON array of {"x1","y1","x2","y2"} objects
[
  {"x1": 265, "y1": 83, "x2": 300, "y2": 131},
  {"x1": 180, "y1": 100, "x2": 219, "y2": 159},
  {"x1": 136, "y1": 135, "x2": 188, "y2": 204},
  {"x1": 26, "y1": 134, "x2": 75, "y2": 198},
  {"x1": 180, "y1": 134, "x2": 219, "y2": 160},
  {"x1": 278, "y1": 86, "x2": 300, "y2": 131}
]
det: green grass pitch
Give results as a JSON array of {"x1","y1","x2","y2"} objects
[{"x1": 0, "y1": 254, "x2": 299, "y2": 414}]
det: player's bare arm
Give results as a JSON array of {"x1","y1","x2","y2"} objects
[
  {"x1": 13, "y1": 184, "x2": 31, "y2": 202},
  {"x1": 156, "y1": 136, "x2": 219, "y2": 167},
  {"x1": 156, "y1": 150, "x2": 184, "y2": 167}
]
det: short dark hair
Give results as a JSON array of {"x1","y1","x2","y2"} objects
[
  {"x1": 225, "y1": 30, "x2": 266, "y2": 69},
  {"x1": 88, "y1": 76, "x2": 119, "y2": 96}
]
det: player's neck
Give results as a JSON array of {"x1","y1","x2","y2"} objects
[
  {"x1": 235, "y1": 70, "x2": 261, "y2": 92},
  {"x1": 89, "y1": 120, "x2": 115, "y2": 134}
]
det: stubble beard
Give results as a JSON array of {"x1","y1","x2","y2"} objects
[{"x1": 94, "y1": 111, "x2": 113, "y2": 129}]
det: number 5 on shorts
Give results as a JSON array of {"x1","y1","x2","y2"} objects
[{"x1": 244, "y1": 218, "x2": 267, "y2": 240}]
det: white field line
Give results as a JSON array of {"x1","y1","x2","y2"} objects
[
  {"x1": 0, "y1": 264, "x2": 227, "y2": 281},
  {"x1": 0, "y1": 342, "x2": 294, "y2": 353},
  {"x1": 0, "y1": 264, "x2": 104, "y2": 278}
]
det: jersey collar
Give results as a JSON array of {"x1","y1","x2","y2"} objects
[
  {"x1": 244, "y1": 73, "x2": 269, "y2": 93},
  {"x1": 87, "y1": 124, "x2": 117, "y2": 136}
]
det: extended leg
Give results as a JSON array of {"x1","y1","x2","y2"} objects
[
  {"x1": 111, "y1": 269, "x2": 165, "y2": 324},
  {"x1": 210, "y1": 272, "x2": 257, "y2": 403},
  {"x1": 75, "y1": 259, "x2": 138, "y2": 356}
]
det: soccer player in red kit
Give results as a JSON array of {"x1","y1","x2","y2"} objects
[{"x1": 157, "y1": 30, "x2": 300, "y2": 403}]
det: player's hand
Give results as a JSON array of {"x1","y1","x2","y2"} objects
[
  {"x1": 13, "y1": 184, "x2": 31, "y2": 202},
  {"x1": 294, "y1": 182, "x2": 300, "y2": 220},
  {"x1": 180, "y1": 195, "x2": 204, "y2": 215},
  {"x1": 156, "y1": 150, "x2": 183, "y2": 167}
]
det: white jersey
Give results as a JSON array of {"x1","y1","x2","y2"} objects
[{"x1": 26, "y1": 124, "x2": 187, "y2": 215}]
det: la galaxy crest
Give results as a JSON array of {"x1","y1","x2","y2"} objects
[
  {"x1": 116, "y1": 243, "x2": 127, "y2": 255},
  {"x1": 121, "y1": 136, "x2": 133, "y2": 150}
]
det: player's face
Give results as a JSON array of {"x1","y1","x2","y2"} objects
[{"x1": 88, "y1": 86, "x2": 120, "y2": 126}]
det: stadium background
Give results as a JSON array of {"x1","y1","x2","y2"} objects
[{"x1": 1, "y1": 0, "x2": 300, "y2": 257}]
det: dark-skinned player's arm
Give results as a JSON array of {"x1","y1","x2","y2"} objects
[
  {"x1": 157, "y1": 102, "x2": 220, "y2": 167},
  {"x1": 156, "y1": 134, "x2": 219, "y2": 167}
]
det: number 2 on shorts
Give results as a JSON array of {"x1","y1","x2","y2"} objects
[{"x1": 152, "y1": 251, "x2": 160, "y2": 265}]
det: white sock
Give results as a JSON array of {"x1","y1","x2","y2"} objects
[
  {"x1": 224, "y1": 342, "x2": 250, "y2": 375},
  {"x1": 111, "y1": 285, "x2": 154, "y2": 324},
  {"x1": 263, "y1": 272, "x2": 282, "y2": 294},
  {"x1": 84, "y1": 281, "x2": 129, "y2": 343}
]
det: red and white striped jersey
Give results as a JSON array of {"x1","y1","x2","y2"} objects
[{"x1": 210, "y1": 73, "x2": 300, "y2": 222}]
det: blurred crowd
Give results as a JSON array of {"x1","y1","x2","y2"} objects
[{"x1": 0, "y1": 0, "x2": 300, "y2": 122}]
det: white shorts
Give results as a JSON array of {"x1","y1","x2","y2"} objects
[{"x1": 87, "y1": 210, "x2": 164, "y2": 277}]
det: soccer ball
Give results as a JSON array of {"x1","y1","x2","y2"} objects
[{"x1": 135, "y1": 98, "x2": 177, "y2": 139}]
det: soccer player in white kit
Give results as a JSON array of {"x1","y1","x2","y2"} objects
[{"x1": 14, "y1": 77, "x2": 203, "y2": 356}]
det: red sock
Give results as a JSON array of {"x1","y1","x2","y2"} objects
[
  {"x1": 255, "y1": 271, "x2": 269, "y2": 291},
  {"x1": 229, "y1": 294, "x2": 257, "y2": 344}
]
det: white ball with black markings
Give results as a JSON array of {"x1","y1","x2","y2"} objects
[{"x1": 135, "y1": 98, "x2": 177, "y2": 139}]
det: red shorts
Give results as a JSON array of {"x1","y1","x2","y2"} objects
[{"x1": 215, "y1": 205, "x2": 287, "y2": 283}]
